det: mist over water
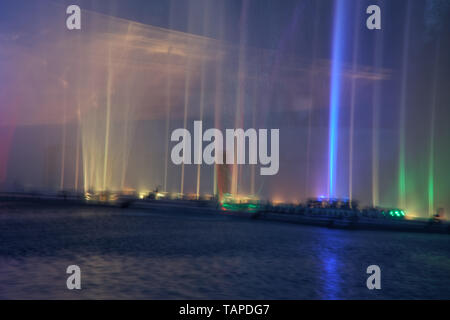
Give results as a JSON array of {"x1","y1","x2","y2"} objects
[{"x1": 0, "y1": 0, "x2": 449, "y2": 217}]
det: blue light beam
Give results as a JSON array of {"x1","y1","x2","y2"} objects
[{"x1": 328, "y1": 0, "x2": 348, "y2": 198}]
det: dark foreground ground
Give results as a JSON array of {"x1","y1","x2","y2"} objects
[{"x1": 0, "y1": 201, "x2": 449, "y2": 299}]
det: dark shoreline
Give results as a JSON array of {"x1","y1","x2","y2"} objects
[{"x1": 1, "y1": 192, "x2": 448, "y2": 235}]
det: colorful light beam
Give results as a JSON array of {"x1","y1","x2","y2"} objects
[{"x1": 328, "y1": 0, "x2": 348, "y2": 198}]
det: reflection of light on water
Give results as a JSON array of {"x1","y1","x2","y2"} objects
[
  {"x1": 317, "y1": 229, "x2": 342, "y2": 299},
  {"x1": 319, "y1": 251, "x2": 340, "y2": 300},
  {"x1": 2, "y1": 202, "x2": 449, "y2": 299}
]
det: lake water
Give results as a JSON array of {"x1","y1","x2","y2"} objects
[{"x1": 0, "y1": 201, "x2": 449, "y2": 299}]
